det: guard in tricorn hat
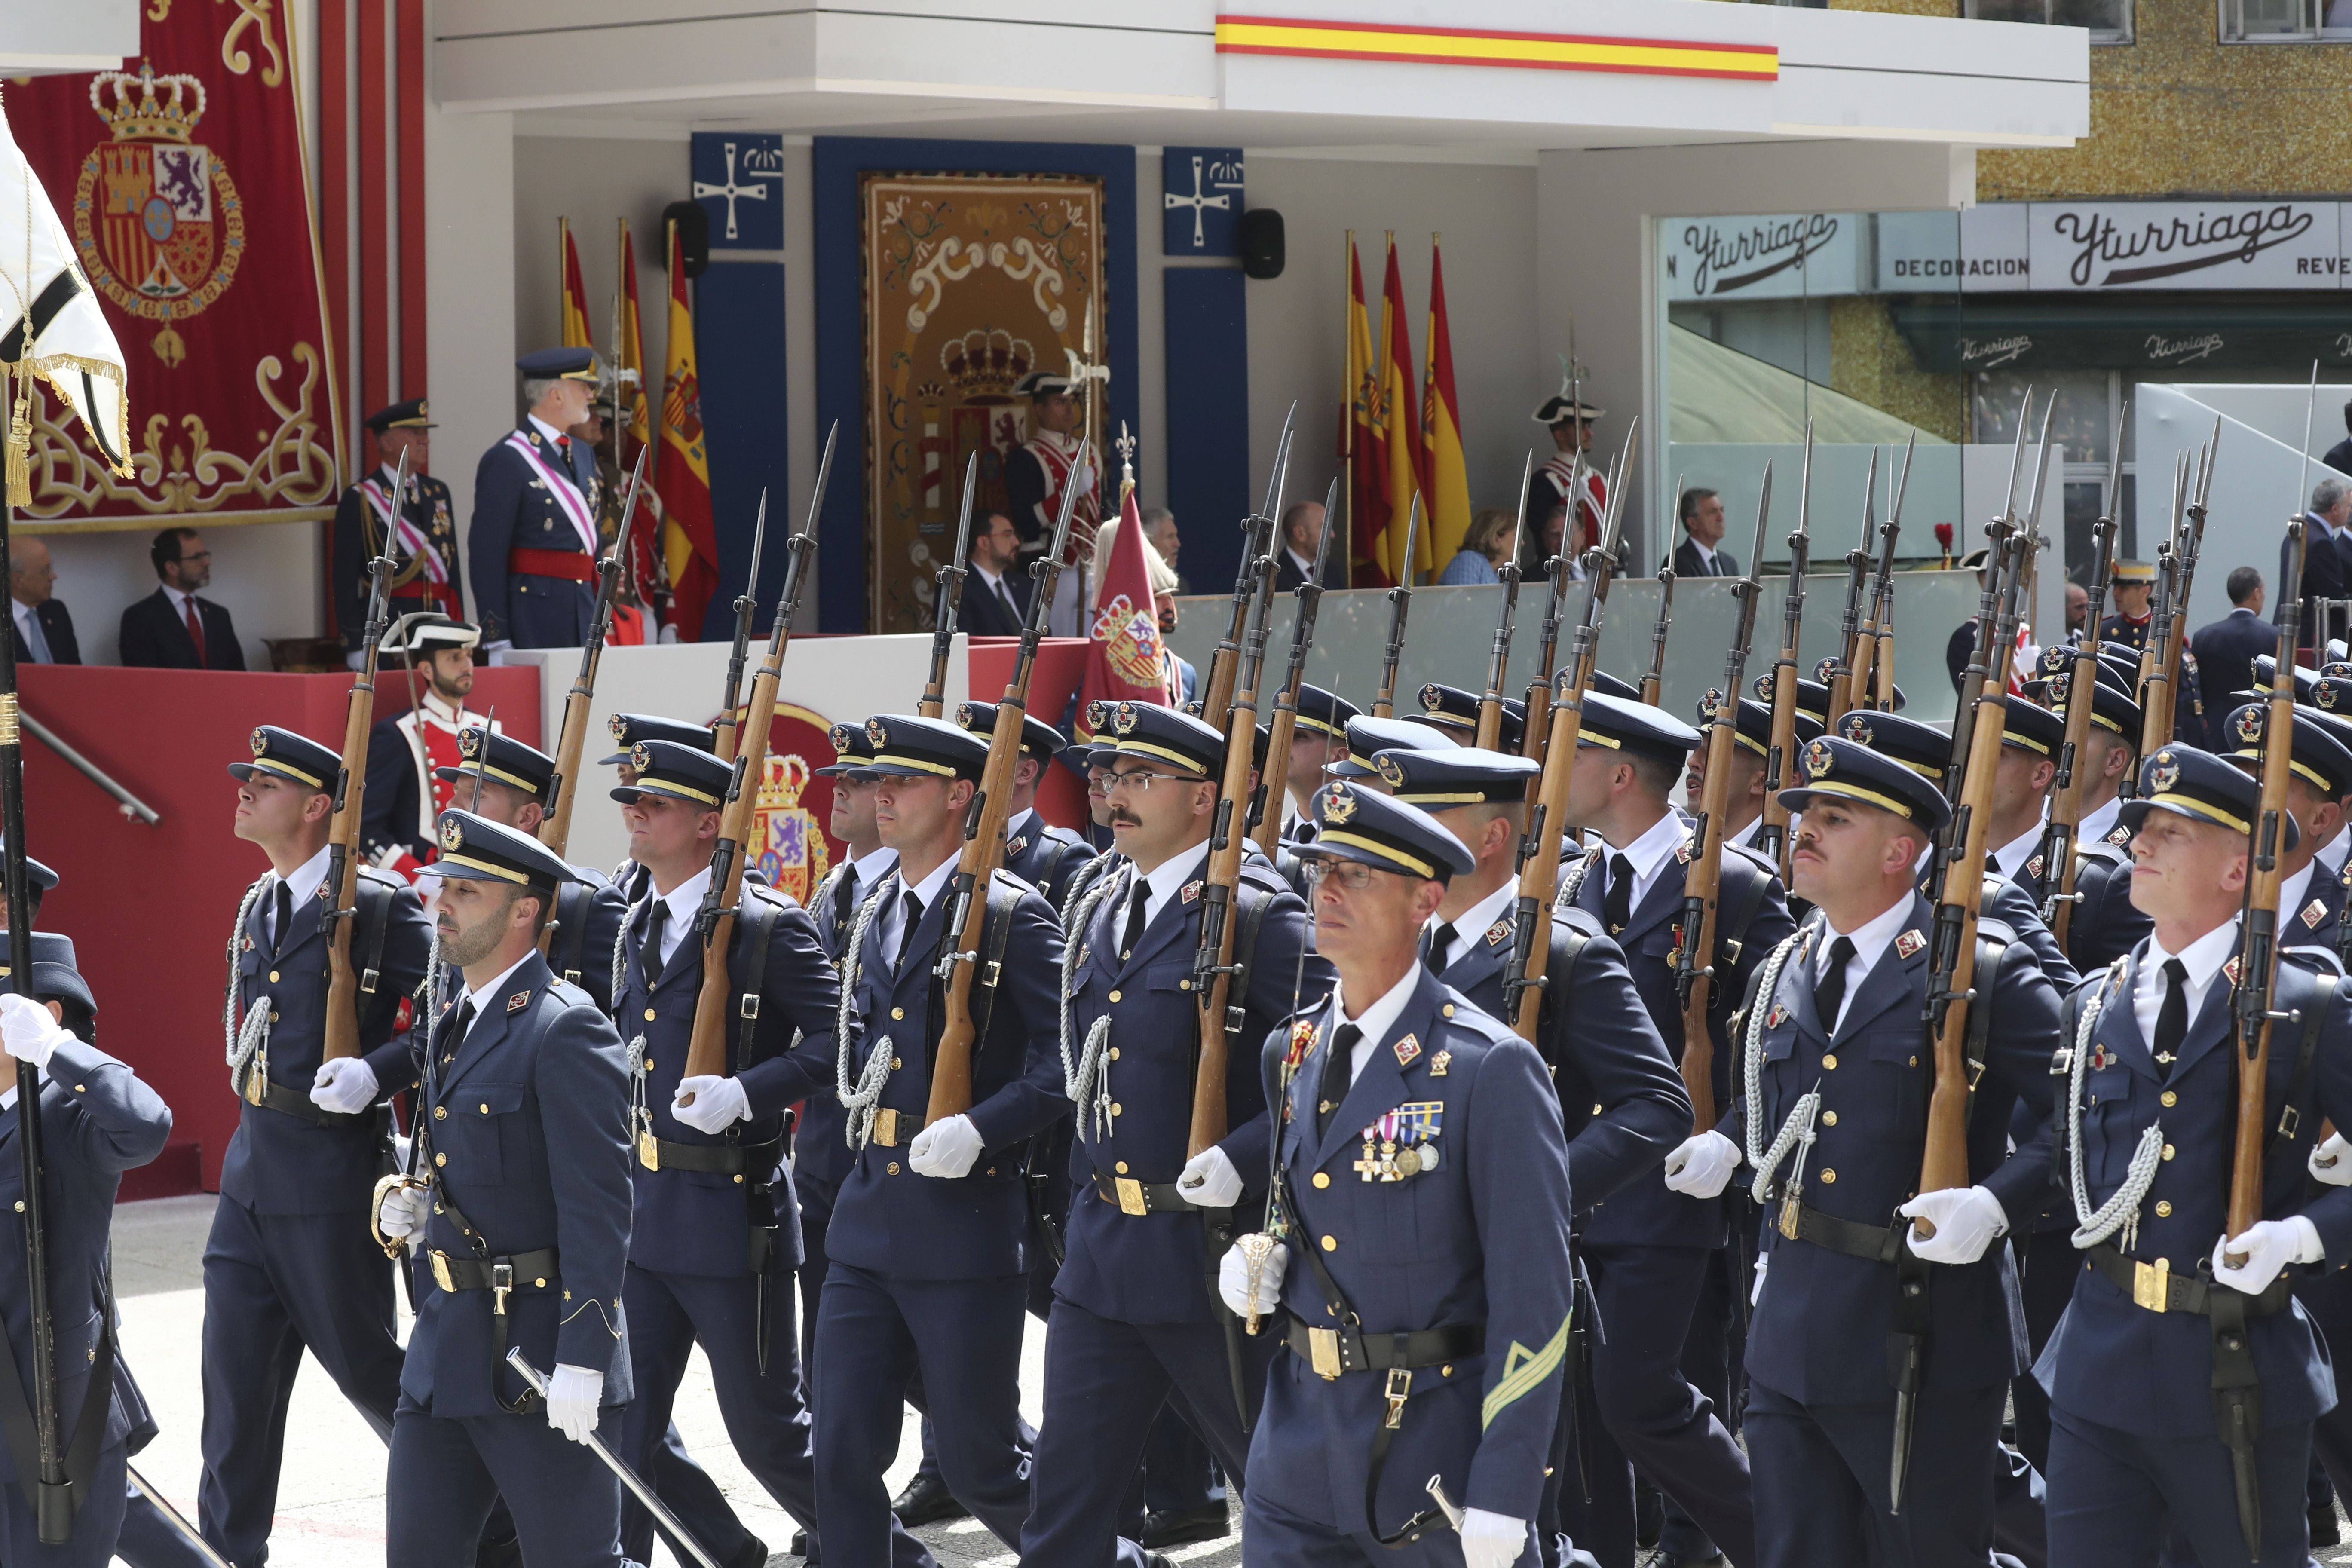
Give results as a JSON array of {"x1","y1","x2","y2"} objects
[{"x1": 361, "y1": 612, "x2": 491, "y2": 881}]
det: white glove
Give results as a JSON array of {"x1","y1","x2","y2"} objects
[
  {"x1": 1750, "y1": 1253, "x2": 1768, "y2": 1307},
  {"x1": 908, "y1": 1113, "x2": 983, "y2": 1179},
  {"x1": 1178, "y1": 1145, "x2": 1244, "y2": 1208},
  {"x1": 0, "y1": 994, "x2": 61, "y2": 1070},
  {"x1": 1217, "y1": 1237, "x2": 1286, "y2": 1318},
  {"x1": 2212, "y1": 1216, "x2": 2326, "y2": 1295},
  {"x1": 1460, "y1": 1510, "x2": 1529, "y2": 1568},
  {"x1": 2312, "y1": 1132, "x2": 2352, "y2": 1187},
  {"x1": 377, "y1": 1184, "x2": 428, "y2": 1242},
  {"x1": 1661, "y1": 1131, "x2": 1741, "y2": 1200},
  {"x1": 545, "y1": 1363, "x2": 603, "y2": 1444},
  {"x1": 671, "y1": 1075, "x2": 750, "y2": 1136},
  {"x1": 310, "y1": 1057, "x2": 379, "y2": 1116},
  {"x1": 1899, "y1": 1185, "x2": 2010, "y2": 1266}
]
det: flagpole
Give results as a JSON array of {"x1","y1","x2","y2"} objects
[{"x1": 1341, "y1": 228, "x2": 1354, "y2": 588}]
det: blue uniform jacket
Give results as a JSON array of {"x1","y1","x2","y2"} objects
[
  {"x1": 1056, "y1": 857, "x2": 1332, "y2": 1324},
  {"x1": 548, "y1": 868, "x2": 629, "y2": 1010},
  {"x1": 2013, "y1": 830, "x2": 2150, "y2": 977},
  {"x1": 467, "y1": 426, "x2": 598, "y2": 646},
  {"x1": 616, "y1": 883, "x2": 837, "y2": 1277},
  {"x1": 796, "y1": 863, "x2": 866, "y2": 1196},
  {"x1": 1738, "y1": 896, "x2": 2061, "y2": 1406},
  {"x1": 1569, "y1": 836, "x2": 1795, "y2": 1248},
  {"x1": 826, "y1": 871, "x2": 1069, "y2": 1280},
  {"x1": 1255, "y1": 974, "x2": 1574, "y2": 1530},
  {"x1": 2036, "y1": 946, "x2": 2352, "y2": 1437},
  {"x1": 0, "y1": 1041, "x2": 172, "y2": 1484},
  {"x1": 2282, "y1": 861, "x2": 2346, "y2": 956},
  {"x1": 404, "y1": 952, "x2": 634, "y2": 1416},
  {"x1": 1979, "y1": 870, "x2": 2081, "y2": 991},
  {"x1": 1436, "y1": 904, "x2": 1689, "y2": 1211},
  {"x1": 1004, "y1": 813, "x2": 1093, "y2": 912},
  {"x1": 223, "y1": 867, "x2": 430, "y2": 1214}
]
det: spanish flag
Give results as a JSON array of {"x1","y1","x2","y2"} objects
[
  {"x1": 1375, "y1": 235, "x2": 1425, "y2": 587},
  {"x1": 1343, "y1": 234, "x2": 1385, "y2": 588},
  {"x1": 558, "y1": 218, "x2": 592, "y2": 351},
  {"x1": 658, "y1": 220, "x2": 723, "y2": 639},
  {"x1": 615, "y1": 219, "x2": 662, "y2": 643},
  {"x1": 1420, "y1": 237, "x2": 1470, "y2": 572}
]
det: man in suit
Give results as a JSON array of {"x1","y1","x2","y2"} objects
[
  {"x1": 469, "y1": 349, "x2": 605, "y2": 651},
  {"x1": 2324, "y1": 398, "x2": 2352, "y2": 480},
  {"x1": 335, "y1": 399, "x2": 463, "y2": 652},
  {"x1": 1271, "y1": 500, "x2": 1339, "y2": 596},
  {"x1": 959, "y1": 511, "x2": 1029, "y2": 638},
  {"x1": 9, "y1": 535, "x2": 77, "y2": 665},
  {"x1": 2194, "y1": 567, "x2": 2278, "y2": 716},
  {"x1": 1668, "y1": 487, "x2": 1735, "y2": 579},
  {"x1": 119, "y1": 529, "x2": 242, "y2": 671},
  {"x1": 2282, "y1": 478, "x2": 2352, "y2": 656}
]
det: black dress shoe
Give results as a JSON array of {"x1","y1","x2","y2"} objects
[
  {"x1": 724, "y1": 1534, "x2": 771, "y2": 1568},
  {"x1": 788, "y1": 1529, "x2": 810, "y2": 1556},
  {"x1": 1144, "y1": 1553, "x2": 1179, "y2": 1568},
  {"x1": 2311, "y1": 1504, "x2": 2342, "y2": 1548},
  {"x1": 891, "y1": 1473, "x2": 970, "y2": 1528},
  {"x1": 1141, "y1": 1502, "x2": 1230, "y2": 1549}
]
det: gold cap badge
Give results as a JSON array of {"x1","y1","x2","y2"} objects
[
  {"x1": 1839, "y1": 714, "x2": 1873, "y2": 747},
  {"x1": 606, "y1": 712, "x2": 630, "y2": 741},
  {"x1": 630, "y1": 740, "x2": 653, "y2": 772},
  {"x1": 249, "y1": 726, "x2": 268, "y2": 758},
  {"x1": 1321, "y1": 783, "x2": 1358, "y2": 824},
  {"x1": 865, "y1": 717, "x2": 889, "y2": 747},
  {"x1": 1803, "y1": 737, "x2": 1836, "y2": 780},
  {"x1": 1377, "y1": 754, "x2": 1407, "y2": 788},
  {"x1": 2234, "y1": 706, "x2": 2263, "y2": 745},
  {"x1": 829, "y1": 723, "x2": 858, "y2": 756},
  {"x1": 1115, "y1": 702, "x2": 1139, "y2": 735},
  {"x1": 954, "y1": 701, "x2": 979, "y2": 731},
  {"x1": 2148, "y1": 752, "x2": 2180, "y2": 793},
  {"x1": 458, "y1": 726, "x2": 483, "y2": 758},
  {"x1": 441, "y1": 815, "x2": 464, "y2": 852}
]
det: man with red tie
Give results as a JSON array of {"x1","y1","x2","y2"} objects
[{"x1": 118, "y1": 527, "x2": 246, "y2": 670}]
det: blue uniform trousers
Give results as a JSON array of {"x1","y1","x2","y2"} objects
[
  {"x1": 814, "y1": 1263, "x2": 1032, "y2": 1565},
  {"x1": 1653, "y1": 1240, "x2": 1741, "y2": 1564},
  {"x1": 2299, "y1": 1263, "x2": 2352, "y2": 1507},
  {"x1": 651, "y1": 1421, "x2": 760, "y2": 1565},
  {"x1": 2012, "y1": 1226, "x2": 2074, "y2": 1476},
  {"x1": 1019, "y1": 1297, "x2": 1266, "y2": 1568},
  {"x1": 117, "y1": 1479, "x2": 216, "y2": 1568},
  {"x1": 504, "y1": 576, "x2": 596, "y2": 650},
  {"x1": 1143, "y1": 1403, "x2": 1222, "y2": 1513},
  {"x1": 1746, "y1": 1380, "x2": 2005, "y2": 1568},
  {"x1": 1557, "y1": 1243, "x2": 1752, "y2": 1568},
  {"x1": 198, "y1": 1197, "x2": 403, "y2": 1565},
  {"x1": 797, "y1": 1176, "x2": 837, "y2": 1392},
  {"x1": 1243, "y1": 1476, "x2": 1486, "y2": 1568},
  {"x1": 385, "y1": 1399, "x2": 623, "y2": 1566},
  {"x1": 0, "y1": 1441, "x2": 126, "y2": 1567},
  {"x1": 2047, "y1": 1406, "x2": 2312, "y2": 1568}
]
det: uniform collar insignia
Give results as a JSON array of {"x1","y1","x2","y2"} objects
[
  {"x1": 506, "y1": 990, "x2": 530, "y2": 1012},
  {"x1": 1767, "y1": 1003, "x2": 1788, "y2": 1027},
  {"x1": 2305, "y1": 898, "x2": 2329, "y2": 929},
  {"x1": 1894, "y1": 929, "x2": 1926, "y2": 959},
  {"x1": 2224, "y1": 956, "x2": 2243, "y2": 986},
  {"x1": 1181, "y1": 880, "x2": 1202, "y2": 904},
  {"x1": 1485, "y1": 919, "x2": 1509, "y2": 946},
  {"x1": 1675, "y1": 841, "x2": 1693, "y2": 865},
  {"x1": 1428, "y1": 1049, "x2": 1451, "y2": 1076},
  {"x1": 1392, "y1": 1033, "x2": 1421, "y2": 1068},
  {"x1": 1005, "y1": 835, "x2": 1028, "y2": 859},
  {"x1": 2026, "y1": 854, "x2": 2044, "y2": 879},
  {"x1": 2107, "y1": 825, "x2": 2132, "y2": 844}
]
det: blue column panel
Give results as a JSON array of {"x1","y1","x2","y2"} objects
[
  {"x1": 695, "y1": 259, "x2": 788, "y2": 640},
  {"x1": 1162, "y1": 267, "x2": 1250, "y2": 597}
]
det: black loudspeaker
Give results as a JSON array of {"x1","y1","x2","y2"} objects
[
  {"x1": 1240, "y1": 208, "x2": 1285, "y2": 279},
  {"x1": 662, "y1": 199, "x2": 711, "y2": 278}
]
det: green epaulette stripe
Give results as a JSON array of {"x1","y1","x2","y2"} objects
[{"x1": 1482, "y1": 1310, "x2": 1572, "y2": 1430}]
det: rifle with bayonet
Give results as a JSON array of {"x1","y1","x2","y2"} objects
[
  {"x1": 1371, "y1": 494, "x2": 1421, "y2": 720},
  {"x1": 677, "y1": 425, "x2": 831, "y2": 1088},
  {"x1": 1201, "y1": 405, "x2": 1295, "y2": 733},
  {"x1": 1254, "y1": 481, "x2": 1340, "y2": 858},
  {"x1": 1504, "y1": 420, "x2": 1638, "y2": 1042},
  {"x1": 1846, "y1": 434, "x2": 1914, "y2": 718},
  {"x1": 1479, "y1": 458, "x2": 1535, "y2": 749},
  {"x1": 1826, "y1": 443, "x2": 1887, "y2": 727},
  {"x1": 713, "y1": 490, "x2": 773, "y2": 763},
  {"x1": 2038, "y1": 403, "x2": 2127, "y2": 943},
  {"x1": 540, "y1": 444, "x2": 649, "y2": 858},
  {"x1": 1946, "y1": 398, "x2": 2052, "y2": 807},
  {"x1": 924, "y1": 423, "x2": 1087, "y2": 1127},
  {"x1": 1756, "y1": 426, "x2": 1814, "y2": 879},
  {"x1": 1642, "y1": 574, "x2": 1675, "y2": 709},
  {"x1": 2148, "y1": 426, "x2": 2220, "y2": 747},
  {"x1": 1675, "y1": 461, "x2": 1772, "y2": 1130},
  {"x1": 2138, "y1": 540, "x2": 2180, "y2": 759},
  {"x1": 921, "y1": 452, "x2": 982, "y2": 721}
]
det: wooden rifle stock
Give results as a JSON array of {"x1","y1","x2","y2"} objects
[{"x1": 541, "y1": 444, "x2": 650, "y2": 857}]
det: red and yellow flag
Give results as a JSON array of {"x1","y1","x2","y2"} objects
[
  {"x1": 559, "y1": 218, "x2": 592, "y2": 351},
  {"x1": 615, "y1": 218, "x2": 664, "y2": 631},
  {"x1": 1375, "y1": 235, "x2": 1425, "y2": 587},
  {"x1": 1419, "y1": 236, "x2": 1470, "y2": 571},
  {"x1": 1078, "y1": 487, "x2": 1176, "y2": 740},
  {"x1": 1344, "y1": 234, "x2": 1386, "y2": 588},
  {"x1": 658, "y1": 221, "x2": 723, "y2": 638}
]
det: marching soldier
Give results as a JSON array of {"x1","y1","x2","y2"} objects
[
  {"x1": 813, "y1": 715, "x2": 1069, "y2": 1563},
  {"x1": 600, "y1": 715, "x2": 722, "y2": 899},
  {"x1": 335, "y1": 399, "x2": 463, "y2": 650},
  {"x1": 1681, "y1": 694, "x2": 1825, "y2": 857},
  {"x1": 2098, "y1": 560, "x2": 2158, "y2": 654},
  {"x1": 1413, "y1": 684, "x2": 1526, "y2": 756},
  {"x1": 2033, "y1": 747, "x2": 2352, "y2": 1568},
  {"x1": 1021, "y1": 703, "x2": 1334, "y2": 1568},
  {"x1": 1219, "y1": 780, "x2": 1574, "y2": 1568},
  {"x1": 1738, "y1": 734, "x2": 2062, "y2": 1568},
  {"x1": 1527, "y1": 384, "x2": 1605, "y2": 551},
  {"x1": 1004, "y1": 371, "x2": 1101, "y2": 637},
  {"x1": 1274, "y1": 686, "x2": 1357, "y2": 844},
  {"x1": 2027, "y1": 646, "x2": 2144, "y2": 856},
  {"x1": 371, "y1": 811, "x2": 634, "y2": 1565},
  {"x1": 1978, "y1": 697, "x2": 2070, "y2": 884},
  {"x1": 1327, "y1": 715, "x2": 1458, "y2": 792},
  {"x1": 469, "y1": 348, "x2": 606, "y2": 651},
  {"x1": 1555, "y1": 693, "x2": 1789, "y2": 1568},
  {"x1": 203, "y1": 727, "x2": 430, "y2": 1566},
  {"x1": 957, "y1": 701, "x2": 1093, "y2": 909},
  {"x1": 2217, "y1": 701, "x2": 2352, "y2": 954},
  {"x1": 363, "y1": 614, "x2": 490, "y2": 880}
]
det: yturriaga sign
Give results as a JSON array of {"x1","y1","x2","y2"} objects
[{"x1": 1874, "y1": 202, "x2": 2352, "y2": 294}]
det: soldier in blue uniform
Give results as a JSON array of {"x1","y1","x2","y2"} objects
[
  {"x1": 1274, "y1": 687, "x2": 1359, "y2": 845},
  {"x1": 201, "y1": 726, "x2": 431, "y2": 1566},
  {"x1": 814, "y1": 715, "x2": 1069, "y2": 1565},
  {"x1": 1552, "y1": 692, "x2": 1787, "y2": 1568},
  {"x1": 2018, "y1": 649, "x2": 2148, "y2": 975},
  {"x1": 957, "y1": 701, "x2": 1094, "y2": 909},
  {"x1": 1328, "y1": 716, "x2": 1457, "y2": 788},
  {"x1": 469, "y1": 348, "x2": 606, "y2": 651},
  {"x1": 2216, "y1": 701, "x2": 2352, "y2": 958},
  {"x1": 2031, "y1": 745, "x2": 2352, "y2": 1568},
  {"x1": 1019, "y1": 702, "x2": 1334, "y2": 1568},
  {"x1": 600, "y1": 715, "x2": 723, "y2": 898},
  {"x1": 0, "y1": 934, "x2": 173, "y2": 1566},
  {"x1": 1219, "y1": 780, "x2": 1575, "y2": 1568},
  {"x1": 1736, "y1": 734, "x2": 2062, "y2": 1568},
  {"x1": 1682, "y1": 692, "x2": 1824, "y2": 858},
  {"x1": 335, "y1": 399, "x2": 463, "y2": 649},
  {"x1": 371, "y1": 810, "x2": 635, "y2": 1565},
  {"x1": 1412, "y1": 684, "x2": 1527, "y2": 756}
]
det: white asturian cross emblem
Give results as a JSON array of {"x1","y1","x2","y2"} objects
[
  {"x1": 1164, "y1": 155, "x2": 1232, "y2": 249},
  {"x1": 692, "y1": 140, "x2": 774, "y2": 241}
]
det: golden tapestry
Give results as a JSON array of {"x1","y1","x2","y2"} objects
[{"x1": 861, "y1": 172, "x2": 1104, "y2": 633}]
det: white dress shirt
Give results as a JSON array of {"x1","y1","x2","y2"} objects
[
  {"x1": 879, "y1": 855, "x2": 959, "y2": 967},
  {"x1": 1814, "y1": 892, "x2": 1917, "y2": 1035},
  {"x1": 651, "y1": 866, "x2": 711, "y2": 969},
  {"x1": 1332, "y1": 962, "x2": 1427, "y2": 1087},
  {"x1": 459, "y1": 950, "x2": 538, "y2": 1038},
  {"x1": 2131, "y1": 917, "x2": 2239, "y2": 1051},
  {"x1": 846, "y1": 845, "x2": 899, "y2": 905},
  {"x1": 1123, "y1": 842, "x2": 1211, "y2": 947},
  {"x1": 161, "y1": 582, "x2": 203, "y2": 629},
  {"x1": 1687, "y1": 540, "x2": 1720, "y2": 576},
  {"x1": 1603, "y1": 810, "x2": 1693, "y2": 918},
  {"x1": 1428, "y1": 880, "x2": 1517, "y2": 972},
  {"x1": 2079, "y1": 795, "x2": 2123, "y2": 851},
  {"x1": 269, "y1": 846, "x2": 333, "y2": 945},
  {"x1": 10, "y1": 599, "x2": 49, "y2": 664}
]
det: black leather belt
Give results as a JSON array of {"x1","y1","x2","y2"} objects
[
  {"x1": 429, "y1": 1247, "x2": 560, "y2": 1303},
  {"x1": 646, "y1": 1135, "x2": 784, "y2": 1177},
  {"x1": 1775, "y1": 1194, "x2": 1905, "y2": 1263},
  {"x1": 245, "y1": 1073, "x2": 368, "y2": 1129},
  {"x1": 1093, "y1": 1171, "x2": 1187, "y2": 1215},
  {"x1": 2085, "y1": 1243, "x2": 2294, "y2": 1317},
  {"x1": 1285, "y1": 1313, "x2": 1483, "y2": 1380}
]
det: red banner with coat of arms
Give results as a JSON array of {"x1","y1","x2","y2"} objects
[{"x1": 9, "y1": 1, "x2": 340, "y2": 525}]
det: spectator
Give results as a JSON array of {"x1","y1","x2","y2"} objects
[
  {"x1": 9, "y1": 536, "x2": 78, "y2": 665},
  {"x1": 1139, "y1": 506, "x2": 1187, "y2": 593},
  {"x1": 958, "y1": 511, "x2": 1028, "y2": 638},
  {"x1": 2281, "y1": 475, "x2": 2351, "y2": 653},
  {"x1": 2065, "y1": 580, "x2": 2089, "y2": 640},
  {"x1": 1146, "y1": 540, "x2": 1195, "y2": 705},
  {"x1": 2323, "y1": 398, "x2": 2352, "y2": 479},
  {"x1": 2193, "y1": 566, "x2": 2277, "y2": 719},
  {"x1": 1271, "y1": 500, "x2": 1340, "y2": 593},
  {"x1": 1668, "y1": 487, "x2": 1736, "y2": 578},
  {"x1": 1540, "y1": 501, "x2": 1589, "y2": 581},
  {"x1": 1437, "y1": 508, "x2": 1517, "y2": 585},
  {"x1": 119, "y1": 528, "x2": 245, "y2": 670}
]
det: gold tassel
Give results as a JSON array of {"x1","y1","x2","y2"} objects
[{"x1": 3, "y1": 371, "x2": 28, "y2": 510}]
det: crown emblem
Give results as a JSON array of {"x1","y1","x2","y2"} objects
[
  {"x1": 1700, "y1": 687, "x2": 1727, "y2": 721},
  {"x1": 1418, "y1": 683, "x2": 1445, "y2": 714},
  {"x1": 2234, "y1": 706, "x2": 2264, "y2": 745},
  {"x1": 2323, "y1": 683, "x2": 2342, "y2": 711},
  {"x1": 607, "y1": 713, "x2": 631, "y2": 741},
  {"x1": 865, "y1": 717, "x2": 889, "y2": 747},
  {"x1": 440, "y1": 815, "x2": 464, "y2": 852},
  {"x1": 631, "y1": 740, "x2": 653, "y2": 772},
  {"x1": 249, "y1": 726, "x2": 267, "y2": 758},
  {"x1": 2149, "y1": 752, "x2": 2180, "y2": 793},
  {"x1": 1803, "y1": 737, "x2": 1837, "y2": 780},
  {"x1": 1752, "y1": 671, "x2": 1776, "y2": 701},
  {"x1": 955, "y1": 701, "x2": 979, "y2": 732},
  {"x1": 828, "y1": 723, "x2": 858, "y2": 757},
  {"x1": 1377, "y1": 754, "x2": 1407, "y2": 787},
  {"x1": 756, "y1": 752, "x2": 810, "y2": 812},
  {"x1": 1840, "y1": 714, "x2": 1873, "y2": 747},
  {"x1": 458, "y1": 726, "x2": 483, "y2": 758},
  {"x1": 938, "y1": 328, "x2": 1036, "y2": 401},
  {"x1": 1114, "y1": 702, "x2": 1139, "y2": 735},
  {"x1": 1321, "y1": 783, "x2": 1358, "y2": 824},
  {"x1": 93, "y1": 62, "x2": 207, "y2": 144}
]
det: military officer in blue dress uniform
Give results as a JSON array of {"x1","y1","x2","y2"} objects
[
  {"x1": 1412, "y1": 684, "x2": 1527, "y2": 756},
  {"x1": 2018, "y1": 649, "x2": 2149, "y2": 975},
  {"x1": 1736, "y1": 734, "x2": 2063, "y2": 1568},
  {"x1": 1682, "y1": 691, "x2": 1825, "y2": 858},
  {"x1": 2217, "y1": 701, "x2": 2352, "y2": 958},
  {"x1": 336, "y1": 398, "x2": 463, "y2": 649},
  {"x1": 0, "y1": 934, "x2": 173, "y2": 1566},
  {"x1": 469, "y1": 348, "x2": 606, "y2": 651},
  {"x1": 1273, "y1": 686, "x2": 1360, "y2": 846},
  {"x1": 370, "y1": 810, "x2": 635, "y2": 1566},
  {"x1": 814, "y1": 715, "x2": 1070, "y2": 1566},
  {"x1": 201, "y1": 726, "x2": 431, "y2": 1566},
  {"x1": 956, "y1": 701, "x2": 1094, "y2": 909},
  {"x1": 2032, "y1": 745, "x2": 2352, "y2": 1568},
  {"x1": 1219, "y1": 780, "x2": 1575, "y2": 1568},
  {"x1": 1327, "y1": 716, "x2": 1457, "y2": 788},
  {"x1": 600, "y1": 715, "x2": 723, "y2": 899}
]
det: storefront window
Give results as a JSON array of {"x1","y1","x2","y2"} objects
[
  {"x1": 1969, "y1": 0, "x2": 2134, "y2": 42},
  {"x1": 2220, "y1": 0, "x2": 2352, "y2": 38}
]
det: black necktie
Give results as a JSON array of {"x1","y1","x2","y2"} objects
[
  {"x1": 1603, "y1": 854, "x2": 1635, "y2": 935},
  {"x1": 1427, "y1": 922, "x2": 1458, "y2": 975},
  {"x1": 1317, "y1": 1023, "x2": 1364, "y2": 1138},
  {"x1": 438, "y1": 998, "x2": 475, "y2": 1071},
  {"x1": 2154, "y1": 957, "x2": 2189, "y2": 1077},
  {"x1": 1815, "y1": 936, "x2": 1856, "y2": 1038},
  {"x1": 998, "y1": 580, "x2": 1020, "y2": 622},
  {"x1": 643, "y1": 902, "x2": 668, "y2": 986},
  {"x1": 897, "y1": 892, "x2": 927, "y2": 971},
  {"x1": 273, "y1": 880, "x2": 294, "y2": 952},
  {"x1": 1121, "y1": 885, "x2": 1149, "y2": 962},
  {"x1": 833, "y1": 869, "x2": 857, "y2": 929}
]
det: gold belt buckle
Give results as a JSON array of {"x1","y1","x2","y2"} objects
[
  {"x1": 429, "y1": 1250, "x2": 455, "y2": 1293},
  {"x1": 1309, "y1": 1326, "x2": 1343, "y2": 1381},
  {"x1": 874, "y1": 1109, "x2": 898, "y2": 1147},
  {"x1": 637, "y1": 1128, "x2": 661, "y2": 1171},
  {"x1": 1778, "y1": 1190, "x2": 1802, "y2": 1241},
  {"x1": 1116, "y1": 1177, "x2": 1147, "y2": 1216},
  {"x1": 1384, "y1": 1368, "x2": 1413, "y2": 1430},
  {"x1": 2133, "y1": 1256, "x2": 2170, "y2": 1313}
]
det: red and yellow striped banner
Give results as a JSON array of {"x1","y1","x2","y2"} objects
[{"x1": 1213, "y1": 15, "x2": 1778, "y2": 81}]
